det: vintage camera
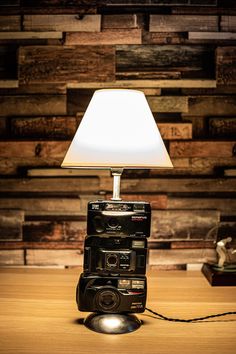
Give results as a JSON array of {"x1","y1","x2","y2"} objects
[
  {"x1": 87, "y1": 200, "x2": 151, "y2": 238},
  {"x1": 77, "y1": 273, "x2": 147, "y2": 313},
  {"x1": 83, "y1": 236, "x2": 148, "y2": 276}
]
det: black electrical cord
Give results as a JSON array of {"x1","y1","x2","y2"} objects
[{"x1": 145, "y1": 307, "x2": 236, "y2": 323}]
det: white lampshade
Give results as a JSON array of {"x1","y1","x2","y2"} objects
[{"x1": 61, "y1": 89, "x2": 173, "y2": 169}]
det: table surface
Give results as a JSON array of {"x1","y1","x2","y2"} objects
[{"x1": 0, "y1": 267, "x2": 236, "y2": 354}]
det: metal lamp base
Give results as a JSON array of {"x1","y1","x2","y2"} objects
[{"x1": 84, "y1": 313, "x2": 142, "y2": 334}]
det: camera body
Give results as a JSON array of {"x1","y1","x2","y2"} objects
[
  {"x1": 87, "y1": 200, "x2": 151, "y2": 238},
  {"x1": 83, "y1": 236, "x2": 148, "y2": 276},
  {"x1": 77, "y1": 200, "x2": 151, "y2": 314},
  {"x1": 77, "y1": 273, "x2": 147, "y2": 313}
]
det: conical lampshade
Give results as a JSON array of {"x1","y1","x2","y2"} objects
[{"x1": 61, "y1": 89, "x2": 173, "y2": 169}]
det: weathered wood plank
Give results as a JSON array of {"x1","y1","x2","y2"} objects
[
  {"x1": 27, "y1": 168, "x2": 110, "y2": 177},
  {"x1": 0, "y1": 177, "x2": 100, "y2": 194},
  {"x1": 0, "y1": 242, "x2": 84, "y2": 250},
  {"x1": 147, "y1": 96, "x2": 188, "y2": 113},
  {"x1": 100, "y1": 177, "x2": 236, "y2": 194},
  {"x1": 0, "y1": 250, "x2": 24, "y2": 265},
  {"x1": 150, "y1": 15, "x2": 218, "y2": 32},
  {"x1": 116, "y1": 45, "x2": 214, "y2": 75},
  {"x1": 101, "y1": 0, "x2": 217, "y2": 5},
  {"x1": 167, "y1": 198, "x2": 236, "y2": 214},
  {"x1": 209, "y1": 117, "x2": 236, "y2": 138},
  {"x1": 65, "y1": 29, "x2": 142, "y2": 45},
  {"x1": 0, "y1": 32, "x2": 63, "y2": 40},
  {"x1": 224, "y1": 168, "x2": 236, "y2": 177},
  {"x1": 67, "y1": 79, "x2": 216, "y2": 89},
  {"x1": 26, "y1": 249, "x2": 83, "y2": 266},
  {"x1": 0, "y1": 15, "x2": 20, "y2": 31},
  {"x1": 0, "y1": 95, "x2": 66, "y2": 116},
  {"x1": 151, "y1": 209, "x2": 219, "y2": 240},
  {"x1": 117, "y1": 71, "x2": 181, "y2": 80},
  {"x1": 188, "y1": 95, "x2": 236, "y2": 115},
  {"x1": 169, "y1": 141, "x2": 236, "y2": 158},
  {"x1": 221, "y1": 16, "x2": 236, "y2": 32},
  {"x1": 10, "y1": 116, "x2": 80, "y2": 139},
  {"x1": 23, "y1": 14, "x2": 101, "y2": 32},
  {"x1": 23, "y1": 220, "x2": 86, "y2": 242},
  {"x1": 0, "y1": 198, "x2": 84, "y2": 215},
  {"x1": 18, "y1": 46, "x2": 115, "y2": 84},
  {"x1": 102, "y1": 14, "x2": 139, "y2": 29},
  {"x1": 216, "y1": 47, "x2": 236, "y2": 85},
  {"x1": 0, "y1": 83, "x2": 66, "y2": 95},
  {"x1": 149, "y1": 249, "x2": 216, "y2": 266},
  {"x1": 0, "y1": 80, "x2": 18, "y2": 88},
  {"x1": 189, "y1": 32, "x2": 236, "y2": 41},
  {"x1": 0, "y1": 210, "x2": 24, "y2": 241},
  {"x1": 142, "y1": 31, "x2": 188, "y2": 45},
  {"x1": 158, "y1": 123, "x2": 192, "y2": 140}
]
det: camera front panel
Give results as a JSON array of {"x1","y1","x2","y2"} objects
[
  {"x1": 77, "y1": 273, "x2": 147, "y2": 313},
  {"x1": 83, "y1": 236, "x2": 148, "y2": 276},
  {"x1": 87, "y1": 200, "x2": 151, "y2": 238}
]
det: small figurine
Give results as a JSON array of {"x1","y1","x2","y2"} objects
[{"x1": 216, "y1": 237, "x2": 236, "y2": 269}]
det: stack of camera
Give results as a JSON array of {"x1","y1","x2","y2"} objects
[{"x1": 77, "y1": 200, "x2": 151, "y2": 314}]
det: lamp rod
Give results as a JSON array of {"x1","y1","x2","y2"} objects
[{"x1": 111, "y1": 168, "x2": 123, "y2": 201}]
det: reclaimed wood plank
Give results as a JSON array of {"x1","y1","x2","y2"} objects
[
  {"x1": 188, "y1": 95, "x2": 236, "y2": 115},
  {"x1": 18, "y1": 45, "x2": 115, "y2": 84},
  {"x1": 23, "y1": 220, "x2": 86, "y2": 242},
  {"x1": 0, "y1": 80, "x2": 18, "y2": 88},
  {"x1": 26, "y1": 249, "x2": 83, "y2": 266},
  {"x1": 116, "y1": 71, "x2": 181, "y2": 80},
  {"x1": 0, "y1": 95, "x2": 66, "y2": 116},
  {"x1": 65, "y1": 29, "x2": 141, "y2": 45},
  {"x1": 100, "y1": 177, "x2": 236, "y2": 194},
  {"x1": 0, "y1": 210, "x2": 24, "y2": 241},
  {"x1": 150, "y1": 15, "x2": 218, "y2": 32},
  {"x1": 0, "y1": 83, "x2": 66, "y2": 95},
  {"x1": 224, "y1": 168, "x2": 236, "y2": 177},
  {"x1": 0, "y1": 177, "x2": 100, "y2": 194},
  {"x1": 151, "y1": 209, "x2": 220, "y2": 240},
  {"x1": 0, "y1": 15, "x2": 20, "y2": 31},
  {"x1": 10, "y1": 116, "x2": 80, "y2": 139},
  {"x1": 27, "y1": 168, "x2": 110, "y2": 177},
  {"x1": 102, "y1": 14, "x2": 139, "y2": 29},
  {"x1": 67, "y1": 79, "x2": 216, "y2": 89},
  {"x1": 167, "y1": 198, "x2": 236, "y2": 214},
  {"x1": 158, "y1": 123, "x2": 192, "y2": 140},
  {"x1": 23, "y1": 14, "x2": 101, "y2": 32},
  {"x1": 0, "y1": 198, "x2": 83, "y2": 215},
  {"x1": 149, "y1": 249, "x2": 216, "y2": 266},
  {"x1": 209, "y1": 117, "x2": 236, "y2": 138},
  {"x1": 0, "y1": 250, "x2": 24, "y2": 265},
  {"x1": 147, "y1": 96, "x2": 188, "y2": 112},
  {"x1": 0, "y1": 241, "x2": 84, "y2": 250},
  {"x1": 116, "y1": 44, "x2": 214, "y2": 75},
  {"x1": 216, "y1": 47, "x2": 236, "y2": 85},
  {"x1": 189, "y1": 32, "x2": 236, "y2": 41},
  {"x1": 169, "y1": 141, "x2": 236, "y2": 158},
  {"x1": 142, "y1": 31, "x2": 188, "y2": 45},
  {"x1": 0, "y1": 32, "x2": 63, "y2": 40},
  {"x1": 221, "y1": 16, "x2": 236, "y2": 32}
]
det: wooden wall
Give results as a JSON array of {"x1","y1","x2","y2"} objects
[{"x1": 0, "y1": 0, "x2": 236, "y2": 269}]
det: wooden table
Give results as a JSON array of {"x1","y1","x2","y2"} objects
[{"x1": 0, "y1": 268, "x2": 236, "y2": 354}]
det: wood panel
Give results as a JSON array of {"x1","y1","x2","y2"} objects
[
  {"x1": 102, "y1": 14, "x2": 139, "y2": 29},
  {"x1": 216, "y1": 47, "x2": 236, "y2": 85},
  {"x1": 0, "y1": 210, "x2": 24, "y2": 241},
  {"x1": 0, "y1": 32, "x2": 63, "y2": 40},
  {"x1": 18, "y1": 46, "x2": 115, "y2": 84},
  {"x1": 26, "y1": 249, "x2": 83, "y2": 266},
  {"x1": 167, "y1": 198, "x2": 236, "y2": 214},
  {"x1": 169, "y1": 141, "x2": 236, "y2": 158},
  {"x1": 0, "y1": 95, "x2": 66, "y2": 116},
  {"x1": 188, "y1": 96, "x2": 236, "y2": 115},
  {"x1": 151, "y1": 209, "x2": 219, "y2": 240},
  {"x1": 65, "y1": 29, "x2": 142, "y2": 45},
  {"x1": 150, "y1": 15, "x2": 218, "y2": 32},
  {"x1": 0, "y1": 15, "x2": 21, "y2": 31},
  {"x1": 0, "y1": 250, "x2": 24, "y2": 265},
  {"x1": 149, "y1": 249, "x2": 216, "y2": 265},
  {"x1": 147, "y1": 96, "x2": 188, "y2": 112},
  {"x1": 221, "y1": 16, "x2": 236, "y2": 32},
  {"x1": 158, "y1": 123, "x2": 192, "y2": 140},
  {"x1": 188, "y1": 32, "x2": 236, "y2": 41},
  {"x1": 23, "y1": 14, "x2": 101, "y2": 32},
  {"x1": 209, "y1": 117, "x2": 236, "y2": 138}
]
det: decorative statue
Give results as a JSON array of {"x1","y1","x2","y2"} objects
[{"x1": 216, "y1": 237, "x2": 236, "y2": 269}]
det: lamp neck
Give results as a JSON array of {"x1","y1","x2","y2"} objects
[{"x1": 111, "y1": 168, "x2": 123, "y2": 201}]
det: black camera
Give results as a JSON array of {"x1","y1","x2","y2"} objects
[
  {"x1": 87, "y1": 200, "x2": 151, "y2": 238},
  {"x1": 77, "y1": 273, "x2": 147, "y2": 313},
  {"x1": 83, "y1": 236, "x2": 148, "y2": 276}
]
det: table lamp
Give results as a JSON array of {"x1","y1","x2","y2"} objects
[{"x1": 61, "y1": 89, "x2": 173, "y2": 334}]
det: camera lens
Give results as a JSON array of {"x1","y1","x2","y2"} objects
[
  {"x1": 96, "y1": 289, "x2": 120, "y2": 312},
  {"x1": 108, "y1": 217, "x2": 119, "y2": 228},
  {"x1": 106, "y1": 253, "x2": 118, "y2": 268}
]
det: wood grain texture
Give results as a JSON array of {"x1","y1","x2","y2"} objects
[
  {"x1": 169, "y1": 141, "x2": 236, "y2": 158},
  {"x1": 188, "y1": 95, "x2": 236, "y2": 115},
  {"x1": 221, "y1": 16, "x2": 236, "y2": 31},
  {"x1": 0, "y1": 15, "x2": 21, "y2": 31},
  {"x1": 0, "y1": 210, "x2": 24, "y2": 241},
  {"x1": 18, "y1": 45, "x2": 115, "y2": 84},
  {"x1": 209, "y1": 117, "x2": 236, "y2": 138},
  {"x1": 147, "y1": 96, "x2": 188, "y2": 112},
  {"x1": 102, "y1": 14, "x2": 139, "y2": 29},
  {"x1": 0, "y1": 250, "x2": 24, "y2": 265},
  {"x1": 158, "y1": 123, "x2": 192, "y2": 140},
  {"x1": 216, "y1": 47, "x2": 236, "y2": 85},
  {"x1": 149, "y1": 248, "x2": 216, "y2": 265},
  {"x1": 26, "y1": 249, "x2": 83, "y2": 266},
  {"x1": 23, "y1": 14, "x2": 101, "y2": 32},
  {"x1": 150, "y1": 15, "x2": 218, "y2": 32}
]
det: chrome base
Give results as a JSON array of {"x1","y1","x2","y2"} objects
[{"x1": 84, "y1": 313, "x2": 142, "y2": 334}]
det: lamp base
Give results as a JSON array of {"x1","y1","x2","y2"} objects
[
  {"x1": 202, "y1": 263, "x2": 236, "y2": 286},
  {"x1": 84, "y1": 313, "x2": 142, "y2": 334}
]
